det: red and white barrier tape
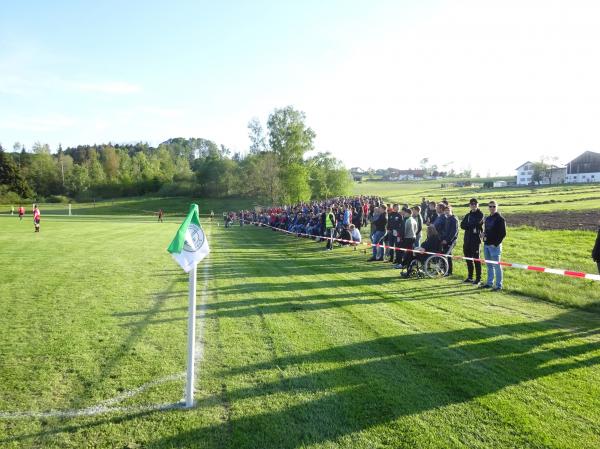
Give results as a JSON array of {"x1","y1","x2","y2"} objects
[{"x1": 241, "y1": 220, "x2": 600, "y2": 282}]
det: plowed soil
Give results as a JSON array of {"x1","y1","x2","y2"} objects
[{"x1": 506, "y1": 211, "x2": 599, "y2": 231}]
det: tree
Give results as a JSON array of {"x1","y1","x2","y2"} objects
[
  {"x1": 281, "y1": 163, "x2": 311, "y2": 203},
  {"x1": 29, "y1": 152, "x2": 60, "y2": 196},
  {"x1": 267, "y1": 106, "x2": 315, "y2": 166},
  {"x1": 532, "y1": 161, "x2": 550, "y2": 185},
  {"x1": 420, "y1": 157, "x2": 430, "y2": 176},
  {"x1": 307, "y1": 152, "x2": 351, "y2": 199},
  {"x1": 102, "y1": 145, "x2": 120, "y2": 180},
  {"x1": 32, "y1": 141, "x2": 51, "y2": 154},
  {"x1": 0, "y1": 148, "x2": 33, "y2": 198},
  {"x1": 65, "y1": 164, "x2": 90, "y2": 196},
  {"x1": 248, "y1": 117, "x2": 267, "y2": 154}
]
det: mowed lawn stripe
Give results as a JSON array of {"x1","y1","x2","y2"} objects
[{"x1": 198, "y1": 226, "x2": 600, "y2": 448}]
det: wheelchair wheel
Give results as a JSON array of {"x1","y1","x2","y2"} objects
[
  {"x1": 424, "y1": 255, "x2": 448, "y2": 278},
  {"x1": 401, "y1": 259, "x2": 424, "y2": 278}
]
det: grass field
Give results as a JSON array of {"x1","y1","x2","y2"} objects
[
  {"x1": 0, "y1": 196, "x2": 254, "y2": 219},
  {"x1": 1, "y1": 213, "x2": 599, "y2": 448},
  {"x1": 354, "y1": 180, "x2": 600, "y2": 214}
]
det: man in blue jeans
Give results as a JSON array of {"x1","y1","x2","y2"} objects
[
  {"x1": 368, "y1": 206, "x2": 387, "y2": 261},
  {"x1": 480, "y1": 200, "x2": 506, "y2": 290}
]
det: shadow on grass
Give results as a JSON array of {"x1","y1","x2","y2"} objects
[{"x1": 143, "y1": 308, "x2": 599, "y2": 449}]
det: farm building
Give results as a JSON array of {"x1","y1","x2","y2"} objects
[
  {"x1": 515, "y1": 161, "x2": 534, "y2": 185},
  {"x1": 516, "y1": 161, "x2": 566, "y2": 185},
  {"x1": 566, "y1": 151, "x2": 600, "y2": 183}
]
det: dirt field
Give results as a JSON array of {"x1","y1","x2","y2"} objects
[{"x1": 506, "y1": 211, "x2": 600, "y2": 231}]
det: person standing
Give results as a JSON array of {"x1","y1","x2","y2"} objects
[
  {"x1": 460, "y1": 198, "x2": 484, "y2": 284},
  {"x1": 385, "y1": 205, "x2": 399, "y2": 262},
  {"x1": 33, "y1": 204, "x2": 41, "y2": 233},
  {"x1": 592, "y1": 218, "x2": 600, "y2": 274},
  {"x1": 388, "y1": 204, "x2": 403, "y2": 264},
  {"x1": 425, "y1": 201, "x2": 437, "y2": 225},
  {"x1": 420, "y1": 197, "x2": 428, "y2": 221},
  {"x1": 401, "y1": 207, "x2": 417, "y2": 268},
  {"x1": 432, "y1": 203, "x2": 446, "y2": 235},
  {"x1": 368, "y1": 206, "x2": 387, "y2": 261},
  {"x1": 325, "y1": 207, "x2": 337, "y2": 250},
  {"x1": 481, "y1": 200, "x2": 506, "y2": 290},
  {"x1": 158, "y1": 209, "x2": 164, "y2": 223},
  {"x1": 18, "y1": 205, "x2": 25, "y2": 221},
  {"x1": 440, "y1": 205, "x2": 459, "y2": 276},
  {"x1": 411, "y1": 206, "x2": 423, "y2": 247}
]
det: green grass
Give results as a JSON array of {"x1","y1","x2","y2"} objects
[
  {"x1": 353, "y1": 180, "x2": 600, "y2": 214},
  {"x1": 0, "y1": 215, "x2": 599, "y2": 448},
  {"x1": 0, "y1": 196, "x2": 254, "y2": 218}
]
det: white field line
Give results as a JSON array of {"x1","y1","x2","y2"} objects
[
  {"x1": 0, "y1": 373, "x2": 186, "y2": 419},
  {"x1": 0, "y1": 228, "x2": 213, "y2": 420}
]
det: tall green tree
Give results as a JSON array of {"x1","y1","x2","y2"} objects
[
  {"x1": 248, "y1": 117, "x2": 267, "y2": 154},
  {"x1": 267, "y1": 106, "x2": 315, "y2": 166},
  {"x1": 281, "y1": 163, "x2": 311, "y2": 203},
  {"x1": 0, "y1": 148, "x2": 33, "y2": 198},
  {"x1": 307, "y1": 152, "x2": 351, "y2": 199}
]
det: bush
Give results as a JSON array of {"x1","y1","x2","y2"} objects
[
  {"x1": 46, "y1": 195, "x2": 71, "y2": 203},
  {"x1": 157, "y1": 181, "x2": 196, "y2": 197},
  {"x1": 0, "y1": 187, "x2": 22, "y2": 205}
]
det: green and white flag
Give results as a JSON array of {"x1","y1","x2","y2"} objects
[{"x1": 167, "y1": 204, "x2": 210, "y2": 272}]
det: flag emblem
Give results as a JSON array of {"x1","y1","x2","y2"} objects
[
  {"x1": 183, "y1": 224, "x2": 205, "y2": 252},
  {"x1": 168, "y1": 204, "x2": 210, "y2": 272}
]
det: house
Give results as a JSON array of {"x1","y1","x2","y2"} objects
[
  {"x1": 516, "y1": 161, "x2": 566, "y2": 185},
  {"x1": 566, "y1": 151, "x2": 600, "y2": 183},
  {"x1": 515, "y1": 161, "x2": 534, "y2": 185},
  {"x1": 542, "y1": 165, "x2": 566, "y2": 185}
]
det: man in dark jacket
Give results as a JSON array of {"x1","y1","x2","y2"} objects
[
  {"x1": 426, "y1": 201, "x2": 438, "y2": 225},
  {"x1": 368, "y1": 206, "x2": 387, "y2": 261},
  {"x1": 460, "y1": 198, "x2": 484, "y2": 284},
  {"x1": 440, "y1": 205, "x2": 459, "y2": 276},
  {"x1": 593, "y1": 218, "x2": 600, "y2": 274},
  {"x1": 387, "y1": 204, "x2": 402, "y2": 263},
  {"x1": 432, "y1": 203, "x2": 446, "y2": 235},
  {"x1": 481, "y1": 200, "x2": 507, "y2": 290}
]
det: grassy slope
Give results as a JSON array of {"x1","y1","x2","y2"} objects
[
  {"x1": 354, "y1": 181, "x2": 600, "y2": 214},
  {"x1": 0, "y1": 218, "x2": 599, "y2": 448}
]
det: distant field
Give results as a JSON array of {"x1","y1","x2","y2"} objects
[
  {"x1": 353, "y1": 180, "x2": 600, "y2": 214},
  {"x1": 0, "y1": 218, "x2": 598, "y2": 448},
  {"x1": 0, "y1": 196, "x2": 254, "y2": 218}
]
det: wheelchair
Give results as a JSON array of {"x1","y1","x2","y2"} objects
[{"x1": 401, "y1": 251, "x2": 449, "y2": 279}]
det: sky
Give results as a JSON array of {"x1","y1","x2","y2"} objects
[{"x1": 1, "y1": 0, "x2": 600, "y2": 175}]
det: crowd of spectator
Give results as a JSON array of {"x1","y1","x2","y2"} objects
[{"x1": 227, "y1": 195, "x2": 508, "y2": 290}]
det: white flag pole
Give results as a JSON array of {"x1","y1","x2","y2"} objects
[{"x1": 185, "y1": 262, "x2": 198, "y2": 408}]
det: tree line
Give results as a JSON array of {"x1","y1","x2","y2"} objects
[{"x1": 0, "y1": 106, "x2": 351, "y2": 204}]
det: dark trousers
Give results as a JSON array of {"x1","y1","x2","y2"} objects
[
  {"x1": 443, "y1": 240, "x2": 457, "y2": 274},
  {"x1": 464, "y1": 242, "x2": 482, "y2": 280},
  {"x1": 386, "y1": 233, "x2": 395, "y2": 260},
  {"x1": 597, "y1": 261, "x2": 600, "y2": 275},
  {"x1": 402, "y1": 238, "x2": 415, "y2": 266},
  {"x1": 394, "y1": 239, "x2": 403, "y2": 264}
]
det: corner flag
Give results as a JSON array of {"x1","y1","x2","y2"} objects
[
  {"x1": 167, "y1": 204, "x2": 210, "y2": 272},
  {"x1": 167, "y1": 204, "x2": 210, "y2": 408}
]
